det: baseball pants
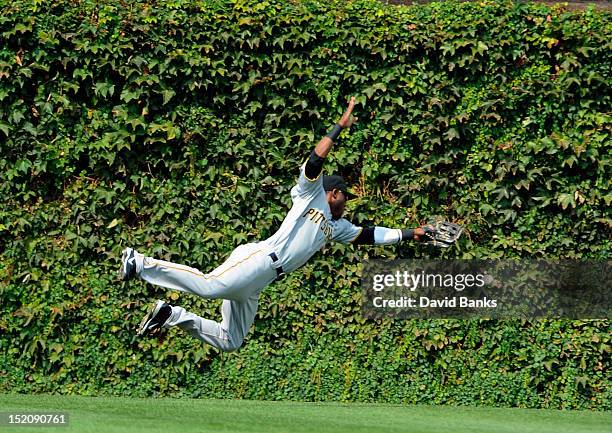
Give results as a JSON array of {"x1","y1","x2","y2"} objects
[{"x1": 135, "y1": 242, "x2": 278, "y2": 351}]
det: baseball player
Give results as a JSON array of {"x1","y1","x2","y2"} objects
[{"x1": 119, "y1": 97, "x2": 456, "y2": 351}]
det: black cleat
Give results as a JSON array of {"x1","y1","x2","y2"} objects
[
  {"x1": 137, "y1": 300, "x2": 172, "y2": 336},
  {"x1": 119, "y1": 247, "x2": 136, "y2": 281}
]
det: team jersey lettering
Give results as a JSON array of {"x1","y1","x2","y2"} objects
[
  {"x1": 263, "y1": 163, "x2": 361, "y2": 274},
  {"x1": 302, "y1": 208, "x2": 333, "y2": 240}
]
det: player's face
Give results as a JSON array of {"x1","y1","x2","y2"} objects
[{"x1": 327, "y1": 189, "x2": 347, "y2": 220}]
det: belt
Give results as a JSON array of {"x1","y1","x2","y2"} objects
[{"x1": 268, "y1": 252, "x2": 285, "y2": 281}]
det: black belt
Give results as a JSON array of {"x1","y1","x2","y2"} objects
[{"x1": 268, "y1": 252, "x2": 285, "y2": 281}]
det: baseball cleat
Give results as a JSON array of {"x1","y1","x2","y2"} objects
[
  {"x1": 137, "y1": 300, "x2": 172, "y2": 336},
  {"x1": 119, "y1": 247, "x2": 137, "y2": 281}
]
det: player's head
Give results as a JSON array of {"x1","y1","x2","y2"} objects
[{"x1": 323, "y1": 175, "x2": 350, "y2": 220}]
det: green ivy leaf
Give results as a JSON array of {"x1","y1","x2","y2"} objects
[{"x1": 162, "y1": 89, "x2": 176, "y2": 105}]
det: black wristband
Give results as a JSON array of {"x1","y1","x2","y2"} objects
[
  {"x1": 325, "y1": 124, "x2": 343, "y2": 141},
  {"x1": 401, "y1": 228, "x2": 414, "y2": 241}
]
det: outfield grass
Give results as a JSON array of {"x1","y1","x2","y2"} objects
[{"x1": 0, "y1": 394, "x2": 609, "y2": 433}]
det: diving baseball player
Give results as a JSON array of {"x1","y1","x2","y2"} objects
[{"x1": 119, "y1": 97, "x2": 460, "y2": 351}]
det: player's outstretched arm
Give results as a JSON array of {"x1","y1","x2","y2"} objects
[
  {"x1": 352, "y1": 226, "x2": 433, "y2": 245},
  {"x1": 351, "y1": 223, "x2": 462, "y2": 248},
  {"x1": 333, "y1": 219, "x2": 436, "y2": 245},
  {"x1": 304, "y1": 97, "x2": 357, "y2": 181},
  {"x1": 314, "y1": 96, "x2": 357, "y2": 158}
]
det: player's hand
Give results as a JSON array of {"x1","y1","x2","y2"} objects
[
  {"x1": 338, "y1": 96, "x2": 357, "y2": 129},
  {"x1": 413, "y1": 225, "x2": 435, "y2": 242}
]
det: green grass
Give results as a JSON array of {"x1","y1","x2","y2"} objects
[{"x1": 0, "y1": 394, "x2": 610, "y2": 433}]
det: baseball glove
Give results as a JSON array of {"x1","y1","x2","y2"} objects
[{"x1": 421, "y1": 220, "x2": 463, "y2": 248}]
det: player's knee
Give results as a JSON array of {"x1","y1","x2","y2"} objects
[{"x1": 223, "y1": 338, "x2": 243, "y2": 352}]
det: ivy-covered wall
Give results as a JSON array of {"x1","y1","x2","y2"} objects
[{"x1": 0, "y1": 0, "x2": 609, "y2": 409}]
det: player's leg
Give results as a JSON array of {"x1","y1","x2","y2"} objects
[
  {"x1": 120, "y1": 243, "x2": 271, "y2": 301},
  {"x1": 168, "y1": 296, "x2": 259, "y2": 351},
  {"x1": 138, "y1": 296, "x2": 260, "y2": 352},
  {"x1": 132, "y1": 244, "x2": 275, "y2": 350}
]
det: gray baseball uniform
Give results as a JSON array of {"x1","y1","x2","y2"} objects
[
  {"x1": 133, "y1": 161, "x2": 364, "y2": 351},
  {"x1": 132, "y1": 130, "x2": 419, "y2": 352}
]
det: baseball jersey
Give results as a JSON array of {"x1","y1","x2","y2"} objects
[{"x1": 263, "y1": 162, "x2": 362, "y2": 273}]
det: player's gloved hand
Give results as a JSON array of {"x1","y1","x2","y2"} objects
[
  {"x1": 417, "y1": 221, "x2": 463, "y2": 248},
  {"x1": 338, "y1": 96, "x2": 357, "y2": 129},
  {"x1": 413, "y1": 225, "x2": 435, "y2": 243}
]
